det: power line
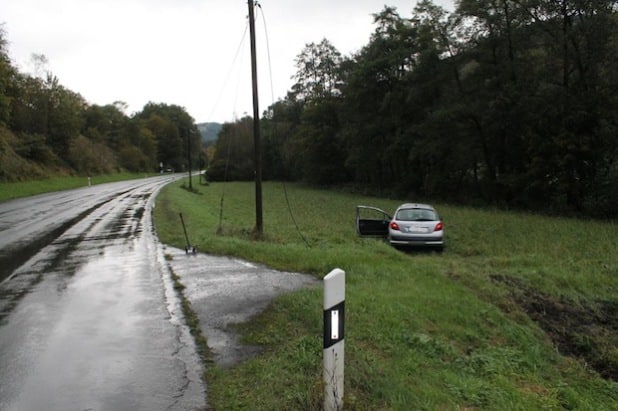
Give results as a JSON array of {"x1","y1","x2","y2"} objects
[
  {"x1": 205, "y1": 20, "x2": 249, "y2": 122},
  {"x1": 257, "y1": 4, "x2": 311, "y2": 248},
  {"x1": 215, "y1": 17, "x2": 250, "y2": 234}
]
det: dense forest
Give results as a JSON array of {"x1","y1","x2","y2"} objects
[
  {"x1": 208, "y1": 0, "x2": 617, "y2": 217},
  {"x1": 0, "y1": 29, "x2": 202, "y2": 181},
  {"x1": 2, "y1": 1, "x2": 616, "y2": 217}
]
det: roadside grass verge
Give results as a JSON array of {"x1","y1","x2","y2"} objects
[
  {"x1": 0, "y1": 172, "x2": 157, "y2": 201},
  {"x1": 154, "y1": 180, "x2": 618, "y2": 410}
]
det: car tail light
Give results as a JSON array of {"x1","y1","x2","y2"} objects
[
  {"x1": 390, "y1": 222, "x2": 400, "y2": 231},
  {"x1": 434, "y1": 221, "x2": 443, "y2": 231}
]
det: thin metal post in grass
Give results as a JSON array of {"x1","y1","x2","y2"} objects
[
  {"x1": 324, "y1": 268, "x2": 345, "y2": 411},
  {"x1": 179, "y1": 213, "x2": 196, "y2": 254}
]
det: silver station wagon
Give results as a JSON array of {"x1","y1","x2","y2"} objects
[{"x1": 356, "y1": 203, "x2": 444, "y2": 251}]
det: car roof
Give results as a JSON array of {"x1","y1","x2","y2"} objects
[{"x1": 397, "y1": 203, "x2": 435, "y2": 210}]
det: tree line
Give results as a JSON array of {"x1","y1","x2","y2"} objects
[
  {"x1": 0, "y1": 31, "x2": 201, "y2": 181},
  {"x1": 208, "y1": 0, "x2": 617, "y2": 218}
]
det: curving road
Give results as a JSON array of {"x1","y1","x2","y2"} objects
[{"x1": 0, "y1": 175, "x2": 206, "y2": 410}]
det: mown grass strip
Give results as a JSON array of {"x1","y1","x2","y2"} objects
[
  {"x1": 0, "y1": 172, "x2": 158, "y2": 201},
  {"x1": 154, "y1": 180, "x2": 618, "y2": 410}
]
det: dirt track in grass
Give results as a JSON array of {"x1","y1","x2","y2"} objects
[{"x1": 491, "y1": 274, "x2": 618, "y2": 382}]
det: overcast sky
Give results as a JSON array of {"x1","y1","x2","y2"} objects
[{"x1": 2, "y1": 0, "x2": 454, "y2": 123}]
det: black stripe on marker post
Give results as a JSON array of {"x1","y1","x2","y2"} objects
[{"x1": 323, "y1": 300, "x2": 345, "y2": 349}]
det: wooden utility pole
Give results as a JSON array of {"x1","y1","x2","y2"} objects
[{"x1": 248, "y1": 0, "x2": 263, "y2": 236}]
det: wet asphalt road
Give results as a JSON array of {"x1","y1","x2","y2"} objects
[{"x1": 0, "y1": 175, "x2": 205, "y2": 410}]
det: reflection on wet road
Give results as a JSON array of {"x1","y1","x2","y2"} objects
[{"x1": 0, "y1": 176, "x2": 205, "y2": 410}]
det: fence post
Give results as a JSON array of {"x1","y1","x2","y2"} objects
[{"x1": 324, "y1": 268, "x2": 345, "y2": 411}]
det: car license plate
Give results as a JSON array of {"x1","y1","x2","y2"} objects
[{"x1": 407, "y1": 226, "x2": 427, "y2": 233}]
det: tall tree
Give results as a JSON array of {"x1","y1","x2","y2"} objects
[
  {"x1": 0, "y1": 26, "x2": 14, "y2": 126},
  {"x1": 207, "y1": 117, "x2": 254, "y2": 181},
  {"x1": 339, "y1": 6, "x2": 418, "y2": 189},
  {"x1": 285, "y1": 40, "x2": 347, "y2": 184},
  {"x1": 285, "y1": 99, "x2": 346, "y2": 185},
  {"x1": 261, "y1": 94, "x2": 303, "y2": 180},
  {"x1": 291, "y1": 39, "x2": 344, "y2": 102},
  {"x1": 10, "y1": 70, "x2": 86, "y2": 159},
  {"x1": 44, "y1": 74, "x2": 86, "y2": 158},
  {"x1": 137, "y1": 102, "x2": 200, "y2": 171},
  {"x1": 82, "y1": 103, "x2": 129, "y2": 150}
]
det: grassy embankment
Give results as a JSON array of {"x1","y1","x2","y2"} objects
[
  {"x1": 155, "y1": 180, "x2": 617, "y2": 410},
  {"x1": 0, "y1": 172, "x2": 157, "y2": 202}
]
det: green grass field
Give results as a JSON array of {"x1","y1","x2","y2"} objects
[{"x1": 154, "y1": 180, "x2": 617, "y2": 410}]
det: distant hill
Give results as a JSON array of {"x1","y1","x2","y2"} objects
[{"x1": 197, "y1": 123, "x2": 222, "y2": 145}]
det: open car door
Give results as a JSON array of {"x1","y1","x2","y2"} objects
[{"x1": 356, "y1": 205, "x2": 391, "y2": 237}]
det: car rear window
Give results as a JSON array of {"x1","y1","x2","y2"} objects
[{"x1": 396, "y1": 208, "x2": 437, "y2": 221}]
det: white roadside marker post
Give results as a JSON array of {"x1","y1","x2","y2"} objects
[{"x1": 323, "y1": 268, "x2": 345, "y2": 411}]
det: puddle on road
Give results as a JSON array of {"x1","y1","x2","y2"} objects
[{"x1": 164, "y1": 246, "x2": 320, "y2": 368}]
